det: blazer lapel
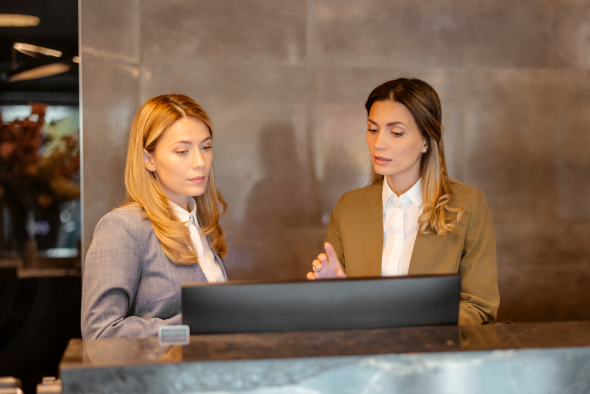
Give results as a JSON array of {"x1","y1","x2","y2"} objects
[
  {"x1": 206, "y1": 235, "x2": 228, "y2": 280},
  {"x1": 353, "y1": 183, "x2": 383, "y2": 277},
  {"x1": 408, "y1": 232, "x2": 428, "y2": 275},
  {"x1": 213, "y1": 249, "x2": 228, "y2": 280}
]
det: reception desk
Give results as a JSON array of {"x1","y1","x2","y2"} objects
[{"x1": 59, "y1": 321, "x2": 590, "y2": 394}]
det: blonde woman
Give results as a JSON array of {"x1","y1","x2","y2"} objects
[
  {"x1": 308, "y1": 78, "x2": 500, "y2": 325},
  {"x1": 82, "y1": 95, "x2": 227, "y2": 339}
]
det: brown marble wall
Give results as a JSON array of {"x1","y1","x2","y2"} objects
[{"x1": 80, "y1": 0, "x2": 590, "y2": 322}]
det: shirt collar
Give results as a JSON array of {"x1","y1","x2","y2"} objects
[
  {"x1": 405, "y1": 179, "x2": 423, "y2": 208},
  {"x1": 382, "y1": 178, "x2": 396, "y2": 205},
  {"x1": 169, "y1": 198, "x2": 198, "y2": 226},
  {"x1": 382, "y1": 178, "x2": 423, "y2": 208}
]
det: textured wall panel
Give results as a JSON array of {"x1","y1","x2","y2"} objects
[
  {"x1": 140, "y1": 0, "x2": 307, "y2": 65},
  {"x1": 80, "y1": 0, "x2": 141, "y2": 257},
  {"x1": 309, "y1": 0, "x2": 463, "y2": 67}
]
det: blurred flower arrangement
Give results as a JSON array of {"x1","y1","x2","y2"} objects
[{"x1": 0, "y1": 103, "x2": 80, "y2": 252}]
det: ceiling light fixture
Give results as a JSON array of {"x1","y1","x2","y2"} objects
[
  {"x1": 72, "y1": 56, "x2": 80, "y2": 63},
  {"x1": 0, "y1": 14, "x2": 40, "y2": 27},
  {"x1": 1, "y1": 60, "x2": 76, "y2": 83},
  {"x1": 14, "y1": 42, "x2": 62, "y2": 58},
  {"x1": 8, "y1": 63, "x2": 72, "y2": 82}
]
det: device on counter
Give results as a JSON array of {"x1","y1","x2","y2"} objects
[{"x1": 182, "y1": 275, "x2": 461, "y2": 335}]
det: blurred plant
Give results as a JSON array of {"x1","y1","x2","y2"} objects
[{"x1": 0, "y1": 102, "x2": 80, "y2": 213}]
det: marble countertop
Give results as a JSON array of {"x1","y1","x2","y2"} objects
[{"x1": 60, "y1": 321, "x2": 590, "y2": 369}]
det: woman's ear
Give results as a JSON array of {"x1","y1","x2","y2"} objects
[
  {"x1": 144, "y1": 149, "x2": 156, "y2": 172},
  {"x1": 421, "y1": 138, "x2": 429, "y2": 153}
]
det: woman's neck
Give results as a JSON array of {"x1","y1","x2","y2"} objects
[
  {"x1": 385, "y1": 173, "x2": 420, "y2": 197},
  {"x1": 167, "y1": 196, "x2": 190, "y2": 211}
]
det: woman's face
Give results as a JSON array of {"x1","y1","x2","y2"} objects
[
  {"x1": 144, "y1": 116, "x2": 213, "y2": 208},
  {"x1": 366, "y1": 100, "x2": 427, "y2": 183}
]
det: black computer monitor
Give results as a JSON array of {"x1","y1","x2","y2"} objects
[{"x1": 182, "y1": 275, "x2": 461, "y2": 335}]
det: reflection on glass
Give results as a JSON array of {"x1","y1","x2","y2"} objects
[{"x1": 0, "y1": 104, "x2": 81, "y2": 264}]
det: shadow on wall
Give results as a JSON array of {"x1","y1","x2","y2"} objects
[
  {"x1": 244, "y1": 121, "x2": 307, "y2": 228},
  {"x1": 320, "y1": 143, "x2": 365, "y2": 222},
  {"x1": 224, "y1": 121, "x2": 323, "y2": 280}
]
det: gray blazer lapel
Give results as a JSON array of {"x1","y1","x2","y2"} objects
[
  {"x1": 206, "y1": 235, "x2": 228, "y2": 280},
  {"x1": 213, "y1": 249, "x2": 228, "y2": 280}
]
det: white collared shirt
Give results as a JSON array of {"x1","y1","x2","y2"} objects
[
  {"x1": 169, "y1": 198, "x2": 226, "y2": 283},
  {"x1": 381, "y1": 179, "x2": 423, "y2": 276}
]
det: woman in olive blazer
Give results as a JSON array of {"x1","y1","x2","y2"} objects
[{"x1": 309, "y1": 78, "x2": 499, "y2": 325}]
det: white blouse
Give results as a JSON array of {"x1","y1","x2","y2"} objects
[
  {"x1": 169, "y1": 198, "x2": 226, "y2": 283},
  {"x1": 381, "y1": 179, "x2": 423, "y2": 276}
]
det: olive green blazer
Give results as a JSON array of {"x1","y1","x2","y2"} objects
[{"x1": 325, "y1": 180, "x2": 500, "y2": 325}]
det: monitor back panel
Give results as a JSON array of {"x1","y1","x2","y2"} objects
[{"x1": 182, "y1": 275, "x2": 461, "y2": 335}]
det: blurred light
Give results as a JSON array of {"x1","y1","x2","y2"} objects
[
  {"x1": 72, "y1": 56, "x2": 80, "y2": 63},
  {"x1": 9, "y1": 63, "x2": 72, "y2": 82},
  {"x1": 14, "y1": 42, "x2": 62, "y2": 58},
  {"x1": 0, "y1": 14, "x2": 40, "y2": 27},
  {"x1": 64, "y1": 221, "x2": 76, "y2": 233},
  {"x1": 60, "y1": 210, "x2": 72, "y2": 223},
  {"x1": 0, "y1": 105, "x2": 78, "y2": 122},
  {"x1": 35, "y1": 220, "x2": 51, "y2": 236},
  {"x1": 45, "y1": 248, "x2": 78, "y2": 258}
]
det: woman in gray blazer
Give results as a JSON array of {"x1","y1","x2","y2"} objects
[{"x1": 81, "y1": 95, "x2": 228, "y2": 339}]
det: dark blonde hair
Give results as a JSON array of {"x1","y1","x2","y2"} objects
[
  {"x1": 119, "y1": 94, "x2": 227, "y2": 265},
  {"x1": 366, "y1": 78, "x2": 463, "y2": 236}
]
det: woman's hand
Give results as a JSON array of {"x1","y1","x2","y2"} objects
[{"x1": 307, "y1": 242, "x2": 346, "y2": 280}]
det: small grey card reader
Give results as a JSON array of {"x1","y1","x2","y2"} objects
[{"x1": 158, "y1": 325, "x2": 190, "y2": 345}]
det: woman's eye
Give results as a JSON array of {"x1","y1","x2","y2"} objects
[
  {"x1": 392, "y1": 132, "x2": 404, "y2": 137},
  {"x1": 367, "y1": 129, "x2": 378, "y2": 133},
  {"x1": 202, "y1": 146, "x2": 212, "y2": 151},
  {"x1": 176, "y1": 150, "x2": 188, "y2": 156}
]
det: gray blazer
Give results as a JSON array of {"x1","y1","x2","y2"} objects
[{"x1": 81, "y1": 208, "x2": 227, "y2": 339}]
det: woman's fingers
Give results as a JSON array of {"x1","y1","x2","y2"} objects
[
  {"x1": 324, "y1": 242, "x2": 344, "y2": 276},
  {"x1": 308, "y1": 269, "x2": 345, "y2": 280},
  {"x1": 324, "y1": 243, "x2": 340, "y2": 265},
  {"x1": 307, "y1": 243, "x2": 345, "y2": 280},
  {"x1": 312, "y1": 259, "x2": 323, "y2": 272}
]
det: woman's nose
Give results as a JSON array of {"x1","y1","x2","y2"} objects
[
  {"x1": 192, "y1": 151, "x2": 205, "y2": 168},
  {"x1": 373, "y1": 131, "x2": 386, "y2": 150}
]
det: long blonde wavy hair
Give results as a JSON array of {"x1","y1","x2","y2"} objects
[
  {"x1": 118, "y1": 94, "x2": 227, "y2": 265},
  {"x1": 365, "y1": 78, "x2": 464, "y2": 236}
]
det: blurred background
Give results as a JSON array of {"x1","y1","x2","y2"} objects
[
  {"x1": 2, "y1": 0, "x2": 590, "y2": 392},
  {"x1": 0, "y1": 1, "x2": 81, "y2": 392}
]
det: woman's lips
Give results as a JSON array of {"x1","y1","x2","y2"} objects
[
  {"x1": 188, "y1": 176, "x2": 206, "y2": 184},
  {"x1": 373, "y1": 156, "x2": 392, "y2": 166}
]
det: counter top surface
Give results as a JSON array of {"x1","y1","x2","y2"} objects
[{"x1": 61, "y1": 321, "x2": 590, "y2": 369}]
